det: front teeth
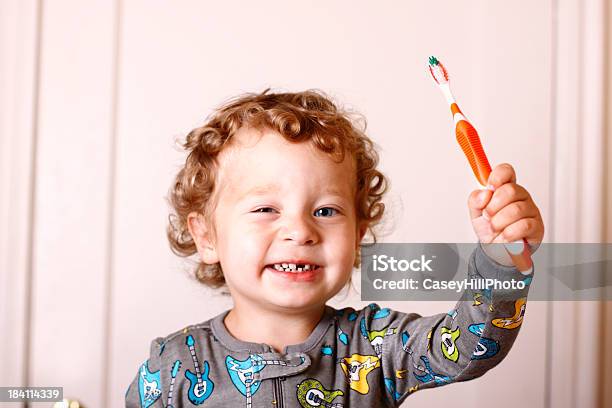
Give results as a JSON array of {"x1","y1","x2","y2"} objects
[{"x1": 272, "y1": 263, "x2": 319, "y2": 272}]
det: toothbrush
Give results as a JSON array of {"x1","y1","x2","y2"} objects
[{"x1": 427, "y1": 55, "x2": 533, "y2": 275}]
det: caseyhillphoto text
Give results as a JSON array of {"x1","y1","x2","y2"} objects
[{"x1": 371, "y1": 277, "x2": 528, "y2": 293}]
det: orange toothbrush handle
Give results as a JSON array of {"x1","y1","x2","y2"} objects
[
  {"x1": 452, "y1": 104, "x2": 533, "y2": 274},
  {"x1": 451, "y1": 103, "x2": 492, "y2": 186}
]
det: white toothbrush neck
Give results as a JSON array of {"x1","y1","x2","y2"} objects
[{"x1": 439, "y1": 83, "x2": 455, "y2": 105}]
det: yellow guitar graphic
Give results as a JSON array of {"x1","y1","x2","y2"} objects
[
  {"x1": 296, "y1": 379, "x2": 344, "y2": 408},
  {"x1": 339, "y1": 354, "x2": 380, "y2": 395},
  {"x1": 492, "y1": 298, "x2": 526, "y2": 329},
  {"x1": 440, "y1": 327, "x2": 461, "y2": 362}
]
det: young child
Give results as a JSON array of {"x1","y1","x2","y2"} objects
[{"x1": 125, "y1": 89, "x2": 544, "y2": 407}]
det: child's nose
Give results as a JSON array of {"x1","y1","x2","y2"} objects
[{"x1": 280, "y1": 214, "x2": 319, "y2": 245}]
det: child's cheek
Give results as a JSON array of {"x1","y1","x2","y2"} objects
[
  {"x1": 326, "y1": 226, "x2": 359, "y2": 271},
  {"x1": 236, "y1": 224, "x2": 275, "y2": 259}
]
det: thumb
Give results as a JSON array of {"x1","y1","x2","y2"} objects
[{"x1": 468, "y1": 188, "x2": 493, "y2": 220}]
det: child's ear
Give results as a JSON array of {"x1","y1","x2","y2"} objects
[{"x1": 187, "y1": 212, "x2": 219, "y2": 264}]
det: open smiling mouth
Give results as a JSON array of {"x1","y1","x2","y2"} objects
[
  {"x1": 267, "y1": 262, "x2": 321, "y2": 273},
  {"x1": 264, "y1": 263, "x2": 323, "y2": 281}
]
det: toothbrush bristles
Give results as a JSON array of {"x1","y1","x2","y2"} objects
[{"x1": 428, "y1": 55, "x2": 449, "y2": 85}]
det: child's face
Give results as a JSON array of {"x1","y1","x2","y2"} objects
[{"x1": 193, "y1": 127, "x2": 365, "y2": 313}]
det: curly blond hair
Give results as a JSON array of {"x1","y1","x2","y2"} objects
[{"x1": 166, "y1": 89, "x2": 388, "y2": 288}]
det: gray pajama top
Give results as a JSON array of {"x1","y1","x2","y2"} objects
[{"x1": 125, "y1": 245, "x2": 532, "y2": 407}]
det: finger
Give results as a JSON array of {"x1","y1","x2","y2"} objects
[
  {"x1": 468, "y1": 188, "x2": 493, "y2": 220},
  {"x1": 487, "y1": 163, "x2": 516, "y2": 189},
  {"x1": 484, "y1": 183, "x2": 531, "y2": 218},
  {"x1": 526, "y1": 215, "x2": 545, "y2": 252},
  {"x1": 489, "y1": 200, "x2": 540, "y2": 232},
  {"x1": 472, "y1": 215, "x2": 500, "y2": 243},
  {"x1": 500, "y1": 217, "x2": 542, "y2": 243}
]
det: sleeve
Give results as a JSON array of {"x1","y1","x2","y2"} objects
[
  {"x1": 125, "y1": 338, "x2": 166, "y2": 408},
  {"x1": 368, "y1": 244, "x2": 533, "y2": 407}
]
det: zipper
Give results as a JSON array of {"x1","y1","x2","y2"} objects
[{"x1": 272, "y1": 376, "x2": 285, "y2": 407}]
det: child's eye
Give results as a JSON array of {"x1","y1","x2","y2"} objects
[
  {"x1": 253, "y1": 207, "x2": 277, "y2": 213},
  {"x1": 314, "y1": 207, "x2": 338, "y2": 217}
]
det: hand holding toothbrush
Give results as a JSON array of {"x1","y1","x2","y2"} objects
[
  {"x1": 428, "y1": 55, "x2": 543, "y2": 273},
  {"x1": 467, "y1": 163, "x2": 544, "y2": 267}
]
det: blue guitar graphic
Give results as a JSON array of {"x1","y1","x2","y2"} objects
[
  {"x1": 338, "y1": 327, "x2": 349, "y2": 345},
  {"x1": 185, "y1": 334, "x2": 214, "y2": 404},
  {"x1": 384, "y1": 378, "x2": 402, "y2": 402},
  {"x1": 412, "y1": 355, "x2": 452, "y2": 385},
  {"x1": 401, "y1": 331, "x2": 409, "y2": 352},
  {"x1": 226, "y1": 353, "x2": 304, "y2": 408},
  {"x1": 166, "y1": 360, "x2": 181, "y2": 408},
  {"x1": 138, "y1": 360, "x2": 161, "y2": 408},
  {"x1": 372, "y1": 307, "x2": 390, "y2": 319},
  {"x1": 467, "y1": 323, "x2": 500, "y2": 360}
]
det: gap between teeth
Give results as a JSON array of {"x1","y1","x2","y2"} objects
[{"x1": 271, "y1": 263, "x2": 319, "y2": 272}]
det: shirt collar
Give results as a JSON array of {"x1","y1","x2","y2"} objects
[{"x1": 210, "y1": 305, "x2": 336, "y2": 354}]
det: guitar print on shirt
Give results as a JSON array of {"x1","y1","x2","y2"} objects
[{"x1": 184, "y1": 334, "x2": 214, "y2": 405}]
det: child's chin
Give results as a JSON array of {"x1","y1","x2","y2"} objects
[{"x1": 267, "y1": 291, "x2": 326, "y2": 310}]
